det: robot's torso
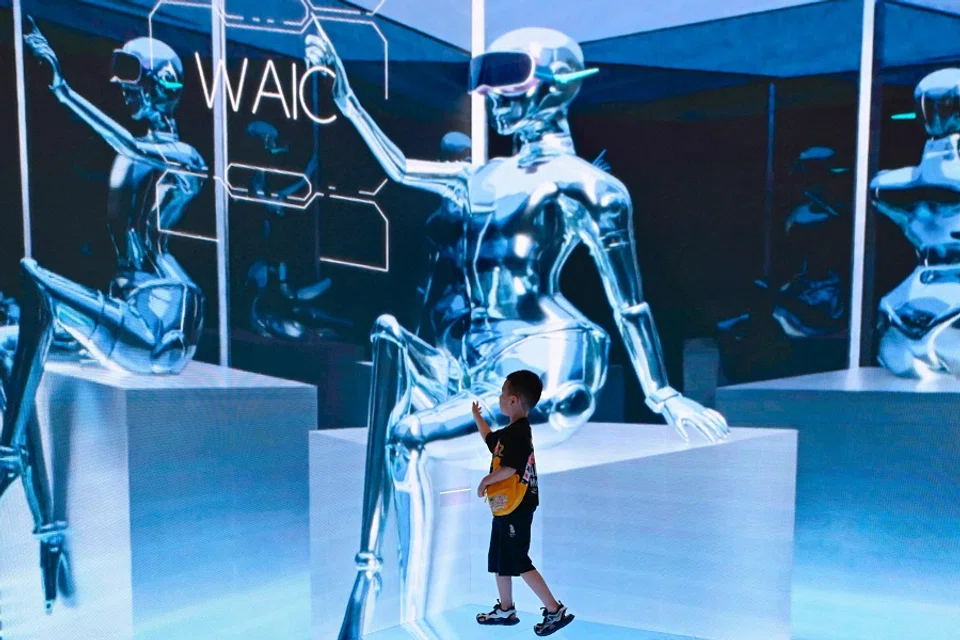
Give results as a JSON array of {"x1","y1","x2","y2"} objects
[
  {"x1": 873, "y1": 133, "x2": 960, "y2": 373},
  {"x1": 428, "y1": 141, "x2": 610, "y2": 376}
]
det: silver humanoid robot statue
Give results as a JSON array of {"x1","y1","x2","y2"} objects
[
  {"x1": 305, "y1": 25, "x2": 730, "y2": 637},
  {"x1": 872, "y1": 68, "x2": 960, "y2": 378},
  {"x1": 0, "y1": 20, "x2": 206, "y2": 612}
]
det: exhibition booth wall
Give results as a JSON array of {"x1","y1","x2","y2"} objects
[{"x1": 0, "y1": 1, "x2": 957, "y2": 639}]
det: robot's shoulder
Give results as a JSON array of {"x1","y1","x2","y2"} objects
[
  {"x1": 165, "y1": 139, "x2": 208, "y2": 173},
  {"x1": 870, "y1": 166, "x2": 918, "y2": 191},
  {"x1": 186, "y1": 145, "x2": 209, "y2": 173}
]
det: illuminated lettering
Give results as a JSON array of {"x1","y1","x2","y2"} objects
[
  {"x1": 252, "y1": 59, "x2": 289, "y2": 118},
  {"x1": 194, "y1": 55, "x2": 337, "y2": 124}
]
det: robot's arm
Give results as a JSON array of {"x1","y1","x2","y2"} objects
[
  {"x1": 24, "y1": 21, "x2": 195, "y2": 173},
  {"x1": 339, "y1": 93, "x2": 471, "y2": 195},
  {"x1": 50, "y1": 85, "x2": 195, "y2": 173},
  {"x1": 305, "y1": 29, "x2": 471, "y2": 196},
  {"x1": 561, "y1": 178, "x2": 676, "y2": 411},
  {"x1": 871, "y1": 192, "x2": 912, "y2": 229},
  {"x1": 565, "y1": 176, "x2": 728, "y2": 442}
]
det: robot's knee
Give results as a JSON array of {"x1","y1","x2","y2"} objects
[
  {"x1": 389, "y1": 414, "x2": 424, "y2": 451},
  {"x1": 150, "y1": 331, "x2": 191, "y2": 374},
  {"x1": 877, "y1": 328, "x2": 925, "y2": 378},
  {"x1": 19, "y1": 259, "x2": 45, "y2": 291},
  {"x1": 371, "y1": 314, "x2": 404, "y2": 344},
  {"x1": 547, "y1": 381, "x2": 596, "y2": 433}
]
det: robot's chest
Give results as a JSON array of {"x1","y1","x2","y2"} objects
[{"x1": 467, "y1": 162, "x2": 562, "y2": 232}]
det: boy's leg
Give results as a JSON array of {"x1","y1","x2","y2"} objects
[
  {"x1": 478, "y1": 517, "x2": 520, "y2": 625},
  {"x1": 520, "y1": 569, "x2": 559, "y2": 612},
  {"x1": 496, "y1": 575, "x2": 513, "y2": 608}
]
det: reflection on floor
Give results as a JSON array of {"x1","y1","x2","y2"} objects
[{"x1": 361, "y1": 605, "x2": 704, "y2": 640}]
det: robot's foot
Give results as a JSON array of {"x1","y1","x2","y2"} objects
[
  {"x1": 37, "y1": 523, "x2": 72, "y2": 613},
  {"x1": 337, "y1": 559, "x2": 383, "y2": 640},
  {"x1": 295, "y1": 278, "x2": 332, "y2": 301}
]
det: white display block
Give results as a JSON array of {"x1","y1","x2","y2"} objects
[
  {"x1": 0, "y1": 360, "x2": 316, "y2": 640},
  {"x1": 716, "y1": 368, "x2": 960, "y2": 640},
  {"x1": 311, "y1": 423, "x2": 797, "y2": 640}
]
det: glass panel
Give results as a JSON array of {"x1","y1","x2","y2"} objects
[
  {"x1": 489, "y1": 0, "x2": 864, "y2": 421},
  {"x1": 867, "y1": 0, "x2": 960, "y2": 376},
  {"x1": 0, "y1": 2, "x2": 23, "y2": 314},
  {"x1": 18, "y1": 2, "x2": 220, "y2": 362},
  {"x1": 221, "y1": 5, "x2": 472, "y2": 428}
]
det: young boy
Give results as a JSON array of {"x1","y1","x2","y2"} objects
[{"x1": 472, "y1": 369, "x2": 575, "y2": 637}]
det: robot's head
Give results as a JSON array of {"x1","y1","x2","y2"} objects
[
  {"x1": 792, "y1": 147, "x2": 844, "y2": 184},
  {"x1": 110, "y1": 38, "x2": 184, "y2": 122},
  {"x1": 791, "y1": 146, "x2": 850, "y2": 205},
  {"x1": 440, "y1": 131, "x2": 471, "y2": 159},
  {"x1": 468, "y1": 28, "x2": 597, "y2": 137},
  {"x1": 246, "y1": 121, "x2": 288, "y2": 155},
  {"x1": 915, "y1": 68, "x2": 960, "y2": 138}
]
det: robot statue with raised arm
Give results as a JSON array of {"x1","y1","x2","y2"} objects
[
  {"x1": 872, "y1": 68, "x2": 960, "y2": 378},
  {"x1": 0, "y1": 19, "x2": 206, "y2": 612},
  {"x1": 305, "y1": 25, "x2": 730, "y2": 637}
]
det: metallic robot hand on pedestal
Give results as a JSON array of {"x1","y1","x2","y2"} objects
[
  {"x1": 872, "y1": 69, "x2": 960, "y2": 378},
  {"x1": 306, "y1": 25, "x2": 730, "y2": 638},
  {"x1": 0, "y1": 19, "x2": 206, "y2": 613}
]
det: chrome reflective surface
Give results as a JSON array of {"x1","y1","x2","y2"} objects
[
  {"x1": 306, "y1": 25, "x2": 729, "y2": 638},
  {"x1": 0, "y1": 22, "x2": 206, "y2": 613},
  {"x1": 872, "y1": 68, "x2": 960, "y2": 378}
]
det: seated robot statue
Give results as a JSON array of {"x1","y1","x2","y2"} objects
[
  {"x1": 718, "y1": 147, "x2": 850, "y2": 352},
  {"x1": 305, "y1": 25, "x2": 730, "y2": 637},
  {"x1": 872, "y1": 68, "x2": 960, "y2": 378},
  {"x1": 243, "y1": 121, "x2": 351, "y2": 341},
  {"x1": 0, "y1": 20, "x2": 206, "y2": 612}
]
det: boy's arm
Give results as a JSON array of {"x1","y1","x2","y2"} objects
[
  {"x1": 478, "y1": 465, "x2": 517, "y2": 497},
  {"x1": 472, "y1": 401, "x2": 493, "y2": 441},
  {"x1": 481, "y1": 466, "x2": 517, "y2": 488}
]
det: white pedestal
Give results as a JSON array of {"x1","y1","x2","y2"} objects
[
  {"x1": 0, "y1": 361, "x2": 317, "y2": 640},
  {"x1": 716, "y1": 368, "x2": 960, "y2": 640},
  {"x1": 310, "y1": 423, "x2": 797, "y2": 640}
]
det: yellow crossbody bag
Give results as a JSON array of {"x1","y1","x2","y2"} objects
[{"x1": 486, "y1": 471, "x2": 527, "y2": 517}]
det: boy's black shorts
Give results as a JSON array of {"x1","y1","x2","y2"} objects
[{"x1": 487, "y1": 504, "x2": 536, "y2": 576}]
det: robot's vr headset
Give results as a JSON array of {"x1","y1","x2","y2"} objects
[
  {"x1": 468, "y1": 51, "x2": 598, "y2": 94},
  {"x1": 110, "y1": 50, "x2": 143, "y2": 85},
  {"x1": 110, "y1": 49, "x2": 183, "y2": 90}
]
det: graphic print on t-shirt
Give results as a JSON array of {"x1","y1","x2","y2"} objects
[{"x1": 485, "y1": 418, "x2": 539, "y2": 515}]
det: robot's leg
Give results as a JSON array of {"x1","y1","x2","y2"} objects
[
  {"x1": 0, "y1": 326, "x2": 21, "y2": 494},
  {"x1": 387, "y1": 388, "x2": 500, "y2": 625},
  {"x1": 1, "y1": 260, "x2": 69, "y2": 613},
  {"x1": 388, "y1": 443, "x2": 431, "y2": 625},
  {"x1": 927, "y1": 311, "x2": 960, "y2": 376},
  {"x1": 339, "y1": 315, "x2": 455, "y2": 640}
]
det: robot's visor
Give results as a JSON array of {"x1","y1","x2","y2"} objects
[
  {"x1": 921, "y1": 94, "x2": 960, "y2": 125},
  {"x1": 110, "y1": 51, "x2": 143, "y2": 84},
  {"x1": 469, "y1": 52, "x2": 535, "y2": 94},
  {"x1": 110, "y1": 51, "x2": 142, "y2": 85}
]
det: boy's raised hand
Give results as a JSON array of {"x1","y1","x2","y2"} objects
[{"x1": 471, "y1": 401, "x2": 483, "y2": 424}]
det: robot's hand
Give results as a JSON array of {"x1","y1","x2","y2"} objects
[
  {"x1": 305, "y1": 25, "x2": 351, "y2": 105},
  {"x1": 660, "y1": 395, "x2": 730, "y2": 443},
  {"x1": 23, "y1": 17, "x2": 64, "y2": 89}
]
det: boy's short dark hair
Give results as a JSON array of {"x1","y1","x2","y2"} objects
[{"x1": 506, "y1": 370, "x2": 543, "y2": 410}]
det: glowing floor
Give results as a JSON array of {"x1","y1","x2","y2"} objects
[{"x1": 361, "y1": 605, "x2": 703, "y2": 639}]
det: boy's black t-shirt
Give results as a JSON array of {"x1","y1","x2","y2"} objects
[{"x1": 485, "y1": 417, "x2": 539, "y2": 511}]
